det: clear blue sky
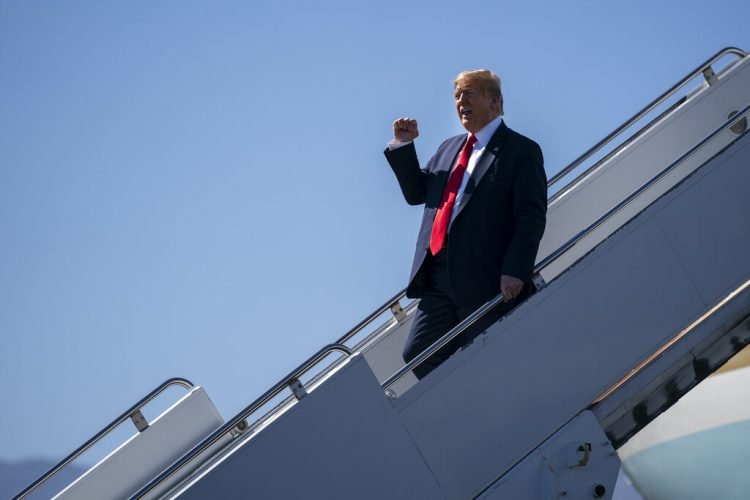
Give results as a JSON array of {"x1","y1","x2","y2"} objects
[{"x1": 1, "y1": 0, "x2": 748, "y2": 479}]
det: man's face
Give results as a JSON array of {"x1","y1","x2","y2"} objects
[{"x1": 454, "y1": 80, "x2": 500, "y2": 133}]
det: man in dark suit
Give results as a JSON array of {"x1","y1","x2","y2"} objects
[{"x1": 385, "y1": 69, "x2": 547, "y2": 379}]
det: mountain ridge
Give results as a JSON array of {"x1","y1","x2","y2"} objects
[{"x1": 0, "y1": 458, "x2": 87, "y2": 499}]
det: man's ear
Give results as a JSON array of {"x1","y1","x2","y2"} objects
[{"x1": 492, "y1": 95, "x2": 501, "y2": 114}]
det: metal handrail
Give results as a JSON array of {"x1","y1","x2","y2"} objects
[
  {"x1": 131, "y1": 343, "x2": 352, "y2": 499},
  {"x1": 383, "y1": 102, "x2": 750, "y2": 390},
  {"x1": 14, "y1": 377, "x2": 194, "y2": 500},
  {"x1": 547, "y1": 46, "x2": 746, "y2": 200}
]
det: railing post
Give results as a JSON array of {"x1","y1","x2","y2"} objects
[{"x1": 389, "y1": 301, "x2": 406, "y2": 321}]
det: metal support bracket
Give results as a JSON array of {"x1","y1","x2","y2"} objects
[
  {"x1": 130, "y1": 410, "x2": 149, "y2": 432},
  {"x1": 384, "y1": 388, "x2": 398, "y2": 401},
  {"x1": 728, "y1": 110, "x2": 748, "y2": 135},
  {"x1": 702, "y1": 66, "x2": 718, "y2": 85},
  {"x1": 231, "y1": 419, "x2": 249, "y2": 437},
  {"x1": 389, "y1": 301, "x2": 406, "y2": 322},
  {"x1": 575, "y1": 442, "x2": 592, "y2": 467},
  {"x1": 533, "y1": 273, "x2": 548, "y2": 291},
  {"x1": 288, "y1": 377, "x2": 308, "y2": 400}
]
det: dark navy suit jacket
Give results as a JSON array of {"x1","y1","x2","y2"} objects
[{"x1": 384, "y1": 121, "x2": 547, "y2": 309}]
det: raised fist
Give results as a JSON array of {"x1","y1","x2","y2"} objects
[{"x1": 392, "y1": 117, "x2": 419, "y2": 143}]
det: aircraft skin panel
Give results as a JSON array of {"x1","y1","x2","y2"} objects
[
  {"x1": 622, "y1": 418, "x2": 750, "y2": 500},
  {"x1": 619, "y1": 351, "x2": 750, "y2": 500},
  {"x1": 619, "y1": 364, "x2": 750, "y2": 457}
]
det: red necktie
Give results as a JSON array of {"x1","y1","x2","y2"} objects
[{"x1": 429, "y1": 133, "x2": 477, "y2": 255}]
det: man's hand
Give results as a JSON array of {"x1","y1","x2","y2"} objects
[
  {"x1": 393, "y1": 117, "x2": 419, "y2": 143},
  {"x1": 501, "y1": 275, "x2": 524, "y2": 302}
]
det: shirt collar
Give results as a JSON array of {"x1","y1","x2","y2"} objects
[{"x1": 473, "y1": 115, "x2": 503, "y2": 149}]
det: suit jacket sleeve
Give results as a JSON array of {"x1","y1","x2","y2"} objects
[
  {"x1": 501, "y1": 141, "x2": 547, "y2": 281},
  {"x1": 383, "y1": 142, "x2": 429, "y2": 206}
]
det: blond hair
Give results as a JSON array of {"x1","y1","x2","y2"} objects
[{"x1": 454, "y1": 69, "x2": 504, "y2": 114}]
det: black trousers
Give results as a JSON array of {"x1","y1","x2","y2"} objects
[{"x1": 402, "y1": 249, "x2": 530, "y2": 379}]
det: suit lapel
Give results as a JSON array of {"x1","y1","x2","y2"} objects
[{"x1": 450, "y1": 121, "x2": 509, "y2": 224}]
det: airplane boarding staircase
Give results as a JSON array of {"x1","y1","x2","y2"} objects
[{"x1": 15, "y1": 47, "x2": 750, "y2": 500}]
